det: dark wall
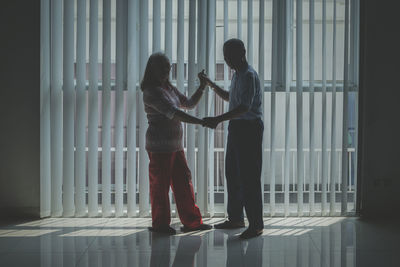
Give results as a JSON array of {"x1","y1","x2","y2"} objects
[
  {"x1": 358, "y1": 0, "x2": 400, "y2": 218},
  {"x1": 0, "y1": 1, "x2": 41, "y2": 219}
]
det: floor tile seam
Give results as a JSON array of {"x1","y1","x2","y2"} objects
[
  {"x1": 74, "y1": 218, "x2": 110, "y2": 267},
  {"x1": 301, "y1": 217, "x2": 323, "y2": 255}
]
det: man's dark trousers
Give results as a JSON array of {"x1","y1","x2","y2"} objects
[{"x1": 225, "y1": 118, "x2": 264, "y2": 230}]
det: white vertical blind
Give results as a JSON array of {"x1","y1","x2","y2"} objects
[
  {"x1": 283, "y1": 0, "x2": 293, "y2": 216},
  {"x1": 269, "y1": 0, "x2": 279, "y2": 216},
  {"x1": 351, "y1": 0, "x2": 360, "y2": 211},
  {"x1": 165, "y1": 0, "x2": 173, "y2": 212},
  {"x1": 88, "y1": 0, "x2": 99, "y2": 217},
  {"x1": 139, "y1": 0, "x2": 150, "y2": 216},
  {"x1": 152, "y1": 0, "x2": 161, "y2": 52},
  {"x1": 341, "y1": 0, "x2": 350, "y2": 214},
  {"x1": 207, "y1": 0, "x2": 216, "y2": 217},
  {"x1": 247, "y1": 0, "x2": 253, "y2": 66},
  {"x1": 50, "y1": 0, "x2": 63, "y2": 217},
  {"x1": 127, "y1": 0, "x2": 138, "y2": 217},
  {"x1": 165, "y1": 0, "x2": 172, "y2": 59},
  {"x1": 177, "y1": 0, "x2": 184, "y2": 93},
  {"x1": 296, "y1": 0, "x2": 304, "y2": 216},
  {"x1": 75, "y1": 0, "x2": 87, "y2": 217},
  {"x1": 187, "y1": 0, "x2": 196, "y2": 190},
  {"x1": 115, "y1": 0, "x2": 125, "y2": 217},
  {"x1": 40, "y1": 0, "x2": 51, "y2": 218},
  {"x1": 321, "y1": 0, "x2": 328, "y2": 216},
  {"x1": 63, "y1": 0, "x2": 75, "y2": 217},
  {"x1": 259, "y1": 0, "x2": 265, "y2": 212},
  {"x1": 223, "y1": 0, "x2": 229, "y2": 217},
  {"x1": 42, "y1": 0, "x2": 359, "y2": 218},
  {"x1": 237, "y1": 0, "x2": 242, "y2": 39},
  {"x1": 308, "y1": 0, "x2": 316, "y2": 216},
  {"x1": 329, "y1": 0, "x2": 338, "y2": 215},
  {"x1": 102, "y1": 0, "x2": 112, "y2": 217},
  {"x1": 197, "y1": 0, "x2": 207, "y2": 215}
]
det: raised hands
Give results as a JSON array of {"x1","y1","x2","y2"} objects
[{"x1": 198, "y1": 69, "x2": 211, "y2": 87}]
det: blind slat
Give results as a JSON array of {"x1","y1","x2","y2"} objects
[
  {"x1": 177, "y1": 0, "x2": 184, "y2": 92},
  {"x1": 247, "y1": 0, "x2": 253, "y2": 66},
  {"x1": 269, "y1": 0, "x2": 279, "y2": 216},
  {"x1": 102, "y1": 0, "x2": 112, "y2": 217},
  {"x1": 321, "y1": 0, "x2": 328, "y2": 216},
  {"x1": 139, "y1": 0, "x2": 150, "y2": 216},
  {"x1": 115, "y1": 0, "x2": 125, "y2": 217},
  {"x1": 187, "y1": 0, "x2": 196, "y2": 204},
  {"x1": 88, "y1": 0, "x2": 99, "y2": 217},
  {"x1": 127, "y1": 0, "x2": 138, "y2": 217},
  {"x1": 283, "y1": 0, "x2": 293, "y2": 216},
  {"x1": 223, "y1": 0, "x2": 229, "y2": 217},
  {"x1": 352, "y1": 0, "x2": 360, "y2": 212},
  {"x1": 75, "y1": 0, "x2": 87, "y2": 217},
  {"x1": 296, "y1": 0, "x2": 304, "y2": 216},
  {"x1": 197, "y1": 0, "x2": 207, "y2": 215},
  {"x1": 259, "y1": 0, "x2": 265, "y2": 212},
  {"x1": 341, "y1": 0, "x2": 350, "y2": 214},
  {"x1": 63, "y1": 0, "x2": 75, "y2": 217},
  {"x1": 40, "y1": 0, "x2": 51, "y2": 218},
  {"x1": 329, "y1": 0, "x2": 338, "y2": 215},
  {"x1": 50, "y1": 0, "x2": 63, "y2": 217},
  {"x1": 237, "y1": 0, "x2": 242, "y2": 39},
  {"x1": 165, "y1": 0, "x2": 174, "y2": 213},
  {"x1": 207, "y1": 0, "x2": 216, "y2": 216},
  {"x1": 309, "y1": 0, "x2": 316, "y2": 216},
  {"x1": 152, "y1": 0, "x2": 161, "y2": 52},
  {"x1": 165, "y1": 0, "x2": 172, "y2": 59}
]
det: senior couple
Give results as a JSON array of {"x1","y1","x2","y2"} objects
[{"x1": 142, "y1": 39, "x2": 264, "y2": 239}]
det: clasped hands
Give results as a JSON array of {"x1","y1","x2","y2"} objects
[
  {"x1": 197, "y1": 70, "x2": 221, "y2": 129},
  {"x1": 200, "y1": 116, "x2": 220, "y2": 129}
]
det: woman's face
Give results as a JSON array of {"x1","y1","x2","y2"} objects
[{"x1": 159, "y1": 59, "x2": 171, "y2": 83}]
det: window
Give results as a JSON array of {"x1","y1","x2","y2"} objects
[{"x1": 40, "y1": 0, "x2": 359, "y2": 217}]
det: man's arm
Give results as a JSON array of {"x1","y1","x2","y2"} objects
[{"x1": 207, "y1": 80, "x2": 230, "y2": 101}]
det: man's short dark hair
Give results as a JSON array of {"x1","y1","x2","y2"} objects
[{"x1": 223, "y1": 38, "x2": 246, "y2": 56}]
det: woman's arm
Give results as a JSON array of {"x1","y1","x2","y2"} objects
[
  {"x1": 173, "y1": 109, "x2": 205, "y2": 125},
  {"x1": 177, "y1": 71, "x2": 207, "y2": 109}
]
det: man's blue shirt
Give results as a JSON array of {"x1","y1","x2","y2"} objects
[{"x1": 228, "y1": 63, "x2": 263, "y2": 120}]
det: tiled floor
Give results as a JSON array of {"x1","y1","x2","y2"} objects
[{"x1": 0, "y1": 217, "x2": 399, "y2": 266}]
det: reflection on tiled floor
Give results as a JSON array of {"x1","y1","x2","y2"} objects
[{"x1": 0, "y1": 217, "x2": 399, "y2": 266}]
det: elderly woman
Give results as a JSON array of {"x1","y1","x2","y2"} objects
[{"x1": 141, "y1": 52, "x2": 212, "y2": 234}]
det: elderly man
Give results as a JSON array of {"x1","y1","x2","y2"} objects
[{"x1": 203, "y1": 39, "x2": 264, "y2": 239}]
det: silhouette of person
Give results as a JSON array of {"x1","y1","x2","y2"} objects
[
  {"x1": 141, "y1": 52, "x2": 212, "y2": 234},
  {"x1": 202, "y1": 39, "x2": 264, "y2": 239}
]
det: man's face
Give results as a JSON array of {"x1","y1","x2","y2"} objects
[{"x1": 223, "y1": 50, "x2": 235, "y2": 70}]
